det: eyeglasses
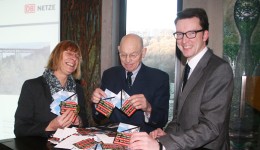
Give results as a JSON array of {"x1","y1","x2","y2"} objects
[
  {"x1": 64, "y1": 50, "x2": 80, "y2": 59},
  {"x1": 173, "y1": 29, "x2": 204, "y2": 40},
  {"x1": 119, "y1": 51, "x2": 142, "y2": 60}
]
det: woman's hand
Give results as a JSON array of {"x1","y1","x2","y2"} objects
[
  {"x1": 45, "y1": 109, "x2": 76, "y2": 131},
  {"x1": 72, "y1": 116, "x2": 82, "y2": 127}
]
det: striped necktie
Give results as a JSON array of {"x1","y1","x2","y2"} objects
[{"x1": 127, "y1": 72, "x2": 133, "y2": 88}]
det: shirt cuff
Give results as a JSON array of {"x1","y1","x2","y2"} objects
[
  {"x1": 163, "y1": 146, "x2": 166, "y2": 150},
  {"x1": 94, "y1": 104, "x2": 99, "y2": 115}
]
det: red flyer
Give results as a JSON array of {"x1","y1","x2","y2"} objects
[
  {"x1": 113, "y1": 132, "x2": 132, "y2": 146},
  {"x1": 121, "y1": 99, "x2": 137, "y2": 117},
  {"x1": 96, "y1": 100, "x2": 115, "y2": 117},
  {"x1": 73, "y1": 138, "x2": 96, "y2": 149}
]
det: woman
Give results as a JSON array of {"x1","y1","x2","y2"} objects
[{"x1": 14, "y1": 40, "x2": 89, "y2": 137}]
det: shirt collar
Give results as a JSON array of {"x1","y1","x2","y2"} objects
[
  {"x1": 187, "y1": 47, "x2": 208, "y2": 74},
  {"x1": 125, "y1": 63, "x2": 141, "y2": 79}
]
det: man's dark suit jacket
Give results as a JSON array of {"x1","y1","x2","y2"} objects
[
  {"x1": 159, "y1": 49, "x2": 234, "y2": 150},
  {"x1": 14, "y1": 76, "x2": 88, "y2": 137},
  {"x1": 93, "y1": 63, "x2": 170, "y2": 132}
]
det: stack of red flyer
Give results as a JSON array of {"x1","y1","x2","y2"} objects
[
  {"x1": 96, "y1": 89, "x2": 138, "y2": 118},
  {"x1": 48, "y1": 123, "x2": 140, "y2": 149},
  {"x1": 113, "y1": 132, "x2": 132, "y2": 146},
  {"x1": 113, "y1": 123, "x2": 140, "y2": 147},
  {"x1": 60, "y1": 101, "x2": 79, "y2": 122},
  {"x1": 60, "y1": 101, "x2": 79, "y2": 114},
  {"x1": 50, "y1": 91, "x2": 78, "y2": 116},
  {"x1": 120, "y1": 99, "x2": 137, "y2": 117},
  {"x1": 96, "y1": 99, "x2": 115, "y2": 117},
  {"x1": 76, "y1": 128, "x2": 101, "y2": 136},
  {"x1": 101, "y1": 142, "x2": 126, "y2": 149},
  {"x1": 73, "y1": 138, "x2": 96, "y2": 149}
]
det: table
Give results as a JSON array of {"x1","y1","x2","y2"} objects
[
  {"x1": 0, "y1": 125, "x2": 124, "y2": 150},
  {"x1": 0, "y1": 137, "x2": 56, "y2": 150}
]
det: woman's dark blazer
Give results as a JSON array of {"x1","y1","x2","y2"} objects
[{"x1": 14, "y1": 76, "x2": 88, "y2": 137}]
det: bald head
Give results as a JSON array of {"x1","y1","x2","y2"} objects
[
  {"x1": 119, "y1": 33, "x2": 143, "y2": 50},
  {"x1": 118, "y1": 33, "x2": 147, "y2": 72}
]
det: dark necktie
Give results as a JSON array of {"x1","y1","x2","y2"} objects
[
  {"x1": 127, "y1": 72, "x2": 133, "y2": 88},
  {"x1": 182, "y1": 64, "x2": 190, "y2": 91}
]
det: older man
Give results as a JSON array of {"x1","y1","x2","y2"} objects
[{"x1": 91, "y1": 33, "x2": 170, "y2": 133}]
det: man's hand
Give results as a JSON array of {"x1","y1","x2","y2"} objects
[
  {"x1": 129, "y1": 132, "x2": 160, "y2": 150},
  {"x1": 91, "y1": 88, "x2": 106, "y2": 104},
  {"x1": 149, "y1": 128, "x2": 166, "y2": 139},
  {"x1": 129, "y1": 94, "x2": 152, "y2": 113}
]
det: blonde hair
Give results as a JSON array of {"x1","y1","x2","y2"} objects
[{"x1": 46, "y1": 40, "x2": 82, "y2": 79}]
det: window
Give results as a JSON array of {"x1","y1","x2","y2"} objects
[{"x1": 126, "y1": 0, "x2": 177, "y2": 121}]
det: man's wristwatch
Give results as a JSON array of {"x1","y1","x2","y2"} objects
[{"x1": 156, "y1": 139, "x2": 163, "y2": 150}]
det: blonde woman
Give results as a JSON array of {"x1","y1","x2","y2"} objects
[{"x1": 14, "y1": 40, "x2": 89, "y2": 137}]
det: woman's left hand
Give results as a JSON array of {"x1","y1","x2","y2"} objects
[
  {"x1": 72, "y1": 116, "x2": 82, "y2": 127},
  {"x1": 45, "y1": 109, "x2": 76, "y2": 131}
]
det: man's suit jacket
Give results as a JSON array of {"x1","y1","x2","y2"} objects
[
  {"x1": 93, "y1": 63, "x2": 170, "y2": 132},
  {"x1": 14, "y1": 76, "x2": 88, "y2": 137},
  {"x1": 159, "y1": 49, "x2": 234, "y2": 149}
]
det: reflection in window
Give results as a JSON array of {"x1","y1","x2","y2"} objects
[{"x1": 126, "y1": 0, "x2": 177, "y2": 122}]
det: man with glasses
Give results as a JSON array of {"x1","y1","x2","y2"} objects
[
  {"x1": 130, "y1": 8, "x2": 233, "y2": 150},
  {"x1": 91, "y1": 33, "x2": 170, "y2": 133}
]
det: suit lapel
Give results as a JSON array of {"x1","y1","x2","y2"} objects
[
  {"x1": 41, "y1": 76, "x2": 53, "y2": 103},
  {"x1": 177, "y1": 50, "x2": 213, "y2": 117},
  {"x1": 132, "y1": 64, "x2": 146, "y2": 92}
]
